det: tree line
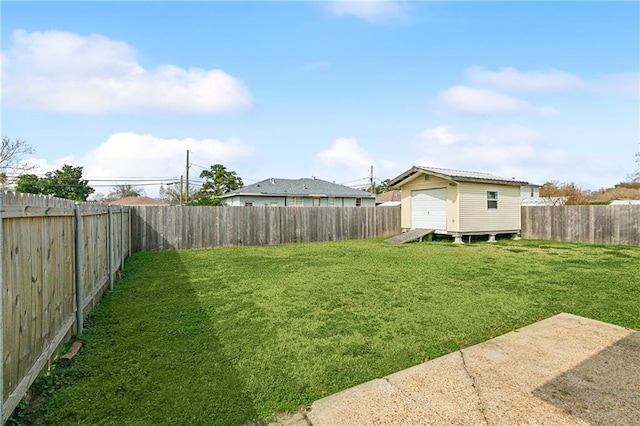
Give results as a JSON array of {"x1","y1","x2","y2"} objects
[
  {"x1": 3, "y1": 136, "x2": 640, "y2": 205},
  {"x1": 539, "y1": 153, "x2": 640, "y2": 205},
  {"x1": 1, "y1": 137, "x2": 244, "y2": 204}
]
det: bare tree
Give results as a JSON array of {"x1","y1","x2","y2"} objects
[
  {"x1": 108, "y1": 184, "x2": 145, "y2": 200},
  {"x1": 1, "y1": 137, "x2": 36, "y2": 188},
  {"x1": 540, "y1": 181, "x2": 593, "y2": 205},
  {"x1": 628, "y1": 151, "x2": 640, "y2": 183},
  {"x1": 159, "y1": 182, "x2": 199, "y2": 205}
]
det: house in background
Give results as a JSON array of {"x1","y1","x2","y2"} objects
[
  {"x1": 520, "y1": 184, "x2": 540, "y2": 200},
  {"x1": 220, "y1": 177, "x2": 376, "y2": 207},
  {"x1": 376, "y1": 189, "x2": 401, "y2": 206},
  {"x1": 388, "y1": 166, "x2": 531, "y2": 243},
  {"x1": 610, "y1": 199, "x2": 640, "y2": 205},
  {"x1": 520, "y1": 183, "x2": 544, "y2": 205}
]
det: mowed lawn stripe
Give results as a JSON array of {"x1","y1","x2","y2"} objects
[{"x1": 42, "y1": 239, "x2": 640, "y2": 425}]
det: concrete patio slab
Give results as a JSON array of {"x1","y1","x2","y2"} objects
[{"x1": 298, "y1": 313, "x2": 639, "y2": 425}]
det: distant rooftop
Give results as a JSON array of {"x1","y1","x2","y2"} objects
[
  {"x1": 222, "y1": 178, "x2": 375, "y2": 198},
  {"x1": 376, "y1": 190, "x2": 401, "y2": 204},
  {"x1": 110, "y1": 196, "x2": 170, "y2": 206}
]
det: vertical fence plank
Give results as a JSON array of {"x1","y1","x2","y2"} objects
[
  {"x1": 521, "y1": 205, "x2": 640, "y2": 247},
  {"x1": 0, "y1": 193, "x2": 4, "y2": 423},
  {"x1": 74, "y1": 203, "x2": 84, "y2": 334},
  {"x1": 120, "y1": 207, "x2": 125, "y2": 271},
  {"x1": 108, "y1": 206, "x2": 114, "y2": 291},
  {"x1": 2, "y1": 193, "x2": 133, "y2": 422},
  {"x1": 129, "y1": 206, "x2": 401, "y2": 251}
]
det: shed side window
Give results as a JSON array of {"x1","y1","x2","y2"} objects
[
  {"x1": 356, "y1": 197, "x2": 362, "y2": 207},
  {"x1": 487, "y1": 191, "x2": 498, "y2": 209}
]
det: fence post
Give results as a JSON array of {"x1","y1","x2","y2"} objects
[
  {"x1": 0, "y1": 192, "x2": 4, "y2": 423},
  {"x1": 74, "y1": 202, "x2": 84, "y2": 334},
  {"x1": 120, "y1": 207, "x2": 125, "y2": 271},
  {"x1": 107, "y1": 206, "x2": 114, "y2": 291},
  {"x1": 128, "y1": 208, "x2": 132, "y2": 257}
]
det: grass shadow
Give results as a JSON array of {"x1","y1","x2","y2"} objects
[{"x1": 42, "y1": 249, "x2": 261, "y2": 425}]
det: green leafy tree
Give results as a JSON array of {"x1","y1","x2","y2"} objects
[
  {"x1": 190, "y1": 164, "x2": 243, "y2": 206},
  {"x1": 15, "y1": 173, "x2": 42, "y2": 194},
  {"x1": 41, "y1": 165, "x2": 94, "y2": 201},
  {"x1": 374, "y1": 179, "x2": 396, "y2": 194},
  {"x1": 16, "y1": 164, "x2": 95, "y2": 201}
]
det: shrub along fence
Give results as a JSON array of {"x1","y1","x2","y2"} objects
[
  {"x1": 1, "y1": 192, "x2": 131, "y2": 424},
  {"x1": 132, "y1": 205, "x2": 401, "y2": 252},
  {"x1": 521, "y1": 205, "x2": 640, "y2": 247}
]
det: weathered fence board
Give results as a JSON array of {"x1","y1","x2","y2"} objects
[
  {"x1": 522, "y1": 205, "x2": 640, "y2": 246},
  {"x1": 132, "y1": 206, "x2": 401, "y2": 252},
  {"x1": 1, "y1": 192, "x2": 131, "y2": 423}
]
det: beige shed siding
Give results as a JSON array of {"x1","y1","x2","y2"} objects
[
  {"x1": 458, "y1": 183, "x2": 521, "y2": 232},
  {"x1": 400, "y1": 174, "x2": 459, "y2": 231}
]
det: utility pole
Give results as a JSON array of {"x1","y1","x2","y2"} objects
[
  {"x1": 370, "y1": 165, "x2": 374, "y2": 194},
  {"x1": 180, "y1": 175, "x2": 184, "y2": 206},
  {"x1": 185, "y1": 150, "x2": 190, "y2": 202}
]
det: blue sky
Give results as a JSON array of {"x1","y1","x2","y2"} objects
[{"x1": 2, "y1": 1, "x2": 638, "y2": 197}]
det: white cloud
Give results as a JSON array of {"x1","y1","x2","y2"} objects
[
  {"x1": 26, "y1": 133, "x2": 256, "y2": 196},
  {"x1": 325, "y1": 0, "x2": 409, "y2": 25},
  {"x1": 438, "y1": 85, "x2": 556, "y2": 115},
  {"x1": 419, "y1": 125, "x2": 465, "y2": 145},
  {"x1": 2, "y1": 29, "x2": 253, "y2": 114},
  {"x1": 464, "y1": 66, "x2": 638, "y2": 97},
  {"x1": 416, "y1": 124, "x2": 567, "y2": 181},
  {"x1": 464, "y1": 66, "x2": 586, "y2": 93},
  {"x1": 477, "y1": 125, "x2": 540, "y2": 145},
  {"x1": 590, "y1": 72, "x2": 640, "y2": 97},
  {"x1": 318, "y1": 138, "x2": 373, "y2": 173},
  {"x1": 316, "y1": 138, "x2": 399, "y2": 183}
]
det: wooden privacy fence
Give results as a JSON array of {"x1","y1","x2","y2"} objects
[
  {"x1": 521, "y1": 205, "x2": 640, "y2": 247},
  {"x1": 132, "y1": 206, "x2": 401, "y2": 251},
  {"x1": 0, "y1": 192, "x2": 132, "y2": 423}
]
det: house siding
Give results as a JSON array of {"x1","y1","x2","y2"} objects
[
  {"x1": 223, "y1": 194, "x2": 374, "y2": 207},
  {"x1": 225, "y1": 195, "x2": 287, "y2": 206},
  {"x1": 520, "y1": 185, "x2": 540, "y2": 199},
  {"x1": 399, "y1": 174, "x2": 459, "y2": 231},
  {"x1": 458, "y1": 183, "x2": 521, "y2": 232}
]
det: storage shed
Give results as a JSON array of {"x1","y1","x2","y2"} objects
[{"x1": 388, "y1": 166, "x2": 530, "y2": 243}]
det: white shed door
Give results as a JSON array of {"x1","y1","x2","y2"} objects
[{"x1": 411, "y1": 188, "x2": 447, "y2": 230}]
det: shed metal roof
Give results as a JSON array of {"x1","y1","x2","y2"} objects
[
  {"x1": 221, "y1": 178, "x2": 375, "y2": 198},
  {"x1": 389, "y1": 166, "x2": 530, "y2": 187}
]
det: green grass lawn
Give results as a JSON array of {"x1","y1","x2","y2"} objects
[{"x1": 34, "y1": 239, "x2": 640, "y2": 425}]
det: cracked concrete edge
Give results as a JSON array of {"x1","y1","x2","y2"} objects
[
  {"x1": 287, "y1": 314, "x2": 637, "y2": 425},
  {"x1": 268, "y1": 406, "x2": 313, "y2": 426},
  {"x1": 459, "y1": 349, "x2": 489, "y2": 426},
  {"x1": 306, "y1": 349, "x2": 489, "y2": 425}
]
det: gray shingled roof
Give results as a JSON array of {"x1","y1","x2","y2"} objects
[
  {"x1": 389, "y1": 166, "x2": 530, "y2": 187},
  {"x1": 221, "y1": 178, "x2": 375, "y2": 198}
]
